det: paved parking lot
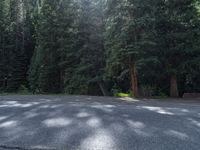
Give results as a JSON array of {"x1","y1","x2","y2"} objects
[{"x1": 0, "y1": 95, "x2": 200, "y2": 150}]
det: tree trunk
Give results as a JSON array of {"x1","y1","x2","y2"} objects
[
  {"x1": 60, "y1": 69, "x2": 65, "y2": 93},
  {"x1": 170, "y1": 74, "x2": 179, "y2": 97},
  {"x1": 130, "y1": 63, "x2": 138, "y2": 97},
  {"x1": 98, "y1": 82, "x2": 110, "y2": 96}
]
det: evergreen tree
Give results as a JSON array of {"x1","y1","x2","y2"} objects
[
  {"x1": 0, "y1": 0, "x2": 36, "y2": 92},
  {"x1": 105, "y1": 0, "x2": 156, "y2": 96},
  {"x1": 0, "y1": 0, "x2": 9, "y2": 90},
  {"x1": 64, "y1": 0, "x2": 106, "y2": 95},
  {"x1": 29, "y1": 0, "x2": 76, "y2": 93},
  {"x1": 154, "y1": 0, "x2": 200, "y2": 97}
]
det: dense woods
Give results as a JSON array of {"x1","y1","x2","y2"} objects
[{"x1": 0, "y1": 0, "x2": 200, "y2": 97}]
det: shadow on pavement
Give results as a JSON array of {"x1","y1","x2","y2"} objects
[{"x1": 0, "y1": 95, "x2": 200, "y2": 150}]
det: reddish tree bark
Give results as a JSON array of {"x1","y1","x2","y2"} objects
[
  {"x1": 170, "y1": 74, "x2": 179, "y2": 97},
  {"x1": 130, "y1": 63, "x2": 138, "y2": 97}
]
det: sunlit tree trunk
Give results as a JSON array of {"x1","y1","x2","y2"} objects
[
  {"x1": 130, "y1": 63, "x2": 138, "y2": 97},
  {"x1": 170, "y1": 74, "x2": 179, "y2": 97}
]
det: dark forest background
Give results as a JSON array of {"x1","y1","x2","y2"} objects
[{"x1": 0, "y1": 0, "x2": 200, "y2": 97}]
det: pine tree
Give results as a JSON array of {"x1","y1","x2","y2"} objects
[
  {"x1": 29, "y1": 0, "x2": 76, "y2": 93},
  {"x1": 0, "y1": 0, "x2": 36, "y2": 92},
  {"x1": 154, "y1": 0, "x2": 200, "y2": 97},
  {"x1": 105, "y1": 0, "x2": 156, "y2": 96},
  {"x1": 0, "y1": 0, "x2": 8, "y2": 90},
  {"x1": 64, "y1": 0, "x2": 106, "y2": 95}
]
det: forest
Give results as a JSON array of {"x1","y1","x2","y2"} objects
[{"x1": 0, "y1": 0, "x2": 200, "y2": 97}]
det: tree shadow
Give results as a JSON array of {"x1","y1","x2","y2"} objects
[{"x1": 0, "y1": 95, "x2": 200, "y2": 150}]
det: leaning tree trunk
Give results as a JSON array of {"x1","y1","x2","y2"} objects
[
  {"x1": 170, "y1": 74, "x2": 179, "y2": 97},
  {"x1": 98, "y1": 82, "x2": 110, "y2": 96},
  {"x1": 130, "y1": 63, "x2": 138, "y2": 97}
]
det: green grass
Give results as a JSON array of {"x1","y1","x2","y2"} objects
[{"x1": 114, "y1": 93, "x2": 131, "y2": 97}]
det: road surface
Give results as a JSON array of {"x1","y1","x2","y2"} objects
[{"x1": 0, "y1": 95, "x2": 200, "y2": 150}]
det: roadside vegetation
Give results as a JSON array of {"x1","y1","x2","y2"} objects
[{"x1": 0, "y1": 0, "x2": 200, "y2": 98}]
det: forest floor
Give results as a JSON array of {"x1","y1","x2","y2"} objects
[{"x1": 0, "y1": 95, "x2": 200, "y2": 150}]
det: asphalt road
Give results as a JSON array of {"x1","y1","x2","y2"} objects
[{"x1": 0, "y1": 95, "x2": 200, "y2": 150}]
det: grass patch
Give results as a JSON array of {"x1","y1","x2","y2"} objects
[{"x1": 115, "y1": 93, "x2": 131, "y2": 97}]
